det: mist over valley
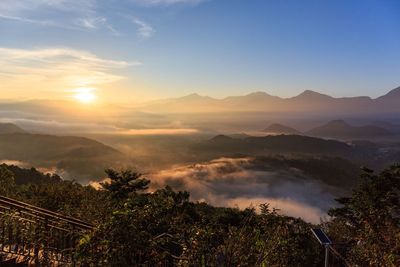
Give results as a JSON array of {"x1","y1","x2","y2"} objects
[{"x1": 1, "y1": 88, "x2": 400, "y2": 221}]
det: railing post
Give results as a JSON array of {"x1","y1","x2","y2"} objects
[
  {"x1": 72, "y1": 225, "x2": 76, "y2": 267},
  {"x1": 34, "y1": 221, "x2": 40, "y2": 266},
  {"x1": 325, "y1": 244, "x2": 329, "y2": 267},
  {"x1": 43, "y1": 217, "x2": 49, "y2": 266}
]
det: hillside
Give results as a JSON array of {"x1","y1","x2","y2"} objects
[
  {"x1": 0, "y1": 133, "x2": 127, "y2": 182},
  {"x1": 307, "y1": 120, "x2": 391, "y2": 139},
  {"x1": 199, "y1": 134, "x2": 353, "y2": 158},
  {"x1": 0, "y1": 123, "x2": 26, "y2": 134},
  {"x1": 263, "y1": 123, "x2": 301, "y2": 135},
  {"x1": 0, "y1": 164, "x2": 62, "y2": 185}
]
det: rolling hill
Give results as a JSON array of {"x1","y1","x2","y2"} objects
[
  {"x1": 307, "y1": 120, "x2": 392, "y2": 139},
  {"x1": 263, "y1": 123, "x2": 301, "y2": 135},
  {"x1": 0, "y1": 123, "x2": 26, "y2": 134},
  {"x1": 0, "y1": 133, "x2": 127, "y2": 182},
  {"x1": 200, "y1": 134, "x2": 353, "y2": 157}
]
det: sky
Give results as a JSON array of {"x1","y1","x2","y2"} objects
[{"x1": 1, "y1": 0, "x2": 400, "y2": 103}]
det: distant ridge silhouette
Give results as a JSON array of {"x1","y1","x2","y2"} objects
[
  {"x1": 307, "y1": 120, "x2": 391, "y2": 139},
  {"x1": 263, "y1": 123, "x2": 301, "y2": 135},
  {"x1": 138, "y1": 87, "x2": 400, "y2": 114}
]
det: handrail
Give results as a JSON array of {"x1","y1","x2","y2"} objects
[
  {"x1": 0, "y1": 195, "x2": 94, "y2": 230},
  {"x1": 0, "y1": 194, "x2": 95, "y2": 265}
]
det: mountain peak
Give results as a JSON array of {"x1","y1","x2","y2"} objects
[
  {"x1": 179, "y1": 93, "x2": 213, "y2": 101},
  {"x1": 295, "y1": 90, "x2": 332, "y2": 99},
  {"x1": 246, "y1": 91, "x2": 271, "y2": 97},
  {"x1": 378, "y1": 86, "x2": 400, "y2": 99},
  {"x1": 184, "y1": 93, "x2": 201, "y2": 98},
  {"x1": 263, "y1": 123, "x2": 301, "y2": 134}
]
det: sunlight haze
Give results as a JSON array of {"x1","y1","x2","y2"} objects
[{"x1": 1, "y1": 0, "x2": 400, "y2": 102}]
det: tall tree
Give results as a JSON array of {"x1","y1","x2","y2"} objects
[{"x1": 101, "y1": 169, "x2": 150, "y2": 201}]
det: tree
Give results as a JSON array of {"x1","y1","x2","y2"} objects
[
  {"x1": 77, "y1": 186, "x2": 193, "y2": 266},
  {"x1": 0, "y1": 165, "x2": 16, "y2": 197},
  {"x1": 101, "y1": 169, "x2": 150, "y2": 201},
  {"x1": 328, "y1": 165, "x2": 400, "y2": 266}
]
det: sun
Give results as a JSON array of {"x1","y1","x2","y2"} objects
[{"x1": 74, "y1": 88, "x2": 97, "y2": 104}]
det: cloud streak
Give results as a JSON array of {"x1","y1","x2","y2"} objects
[
  {"x1": 0, "y1": 0, "x2": 207, "y2": 36},
  {"x1": 132, "y1": 0, "x2": 208, "y2": 6},
  {"x1": 0, "y1": 14, "x2": 56, "y2": 26},
  {"x1": 131, "y1": 17, "x2": 155, "y2": 39},
  {"x1": 0, "y1": 0, "x2": 118, "y2": 34},
  {"x1": 0, "y1": 47, "x2": 138, "y2": 90}
]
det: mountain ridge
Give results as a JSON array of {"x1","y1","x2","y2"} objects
[
  {"x1": 138, "y1": 87, "x2": 400, "y2": 114},
  {"x1": 307, "y1": 120, "x2": 392, "y2": 139},
  {"x1": 263, "y1": 123, "x2": 301, "y2": 135}
]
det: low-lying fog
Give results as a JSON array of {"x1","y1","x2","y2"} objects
[{"x1": 147, "y1": 157, "x2": 336, "y2": 223}]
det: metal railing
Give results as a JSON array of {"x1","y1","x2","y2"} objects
[{"x1": 0, "y1": 195, "x2": 94, "y2": 266}]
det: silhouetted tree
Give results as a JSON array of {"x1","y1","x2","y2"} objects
[{"x1": 101, "y1": 169, "x2": 150, "y2": 201}]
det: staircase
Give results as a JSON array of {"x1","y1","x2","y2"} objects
[{"x1": 0, "y1": 195, "x2": 94, "y2": 266}]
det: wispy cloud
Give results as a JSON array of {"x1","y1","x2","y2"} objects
[
  {"x1": 0, "y1": 14, "x2": 55, "y2": 26},
  {"x1": 0, "y1": 47, "x2": 139, "y2": 89},
  {"x1": 0, "y1": 0, "x2": 117, "y2": 34},
  {"x1": 0, "y1": 0, "x2": 208, "y2": 38},
  {"x1": 132, "y1": 0, "x2": 208, "y2": 6},
  {"x1": 0, "y1": 0, "x2": 96, "y2": 14},
  {"x1": 78, "y1": 16, "x2": 107, "y2": 29},
  {"x1": 131, "y1": 17, "x2": 155, "y2": 39}
]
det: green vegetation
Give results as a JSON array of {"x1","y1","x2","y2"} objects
[
  {"x1": 327, "y1": 166, "x2": 400, "y2": 266},
  {"x1": 0, "y1": 163, "x2": 399, "y2": 266}
]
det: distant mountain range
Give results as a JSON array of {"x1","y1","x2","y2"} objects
[{"x1": 139, "y1": 87, "x2": 400, "y2": 114}]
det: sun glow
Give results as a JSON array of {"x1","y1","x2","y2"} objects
[{"x1": 74, "y1": 88, "x2": 97, "y2": 104}]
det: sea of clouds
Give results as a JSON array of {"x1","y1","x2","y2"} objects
[{"x1": 148, "y1": 157, "x2": 337, "y2": 223}]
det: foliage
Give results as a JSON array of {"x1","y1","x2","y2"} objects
[
  {"x1": 78, "y1": 171, "x2": 323, "y2": 266},
  {"x1": 0, "y1": 165, "x2": 16, "y2": 196},
  {"x1": 1, "y1": 164, "x2": 399, "y2": 266},
  {"x1": 1, "y1": 163, "x2": 62, "y2": 185},
  {"x1": 16, "y1": 180, "x2": 112, "y2": 223},
  {"x1": 328, "y1": 165, "x2": 400, "y2": 266},
  {"x1": 101, "y1": 169, "x2": 150, "y2": 201}
]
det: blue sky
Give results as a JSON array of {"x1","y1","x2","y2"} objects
[{"x1": 1, "y1": 0, "x2": 400, "y2": 102}]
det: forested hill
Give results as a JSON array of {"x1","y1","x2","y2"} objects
[
  {"x1": 203, "y1": 134, "x2": 352, "y2": 156},
  {"x1": 0, "y1": 164, "x2": 62, "y2": 185},
  {"x1": 0, "y1": 133, "x2": 127, "y2": 181}
]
